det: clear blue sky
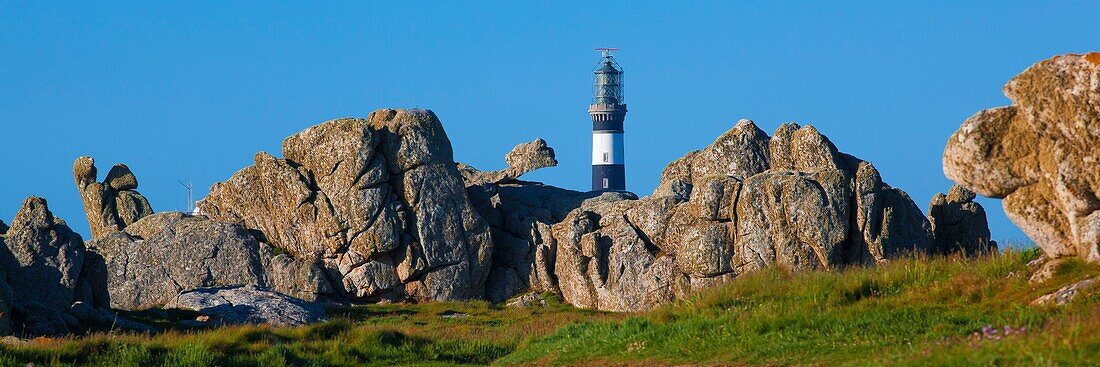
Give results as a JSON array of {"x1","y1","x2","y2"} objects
[{"x1": 2, "y1": 1, "x2": 1096, "y2": 243}]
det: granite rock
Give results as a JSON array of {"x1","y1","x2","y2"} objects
[
  {"x1": 943, "y1": 52, "x2": 1100, "y2": 261},
  {"x1": 928, "y1": 186, "x2": 996, "y2": 256},
  {"x1": 167, "y1": 285, "x2": 325, "y2": 326},
  {"x1": 73, "y1": 157, "x2": 154, "y2": 239},
  {"x1": 201, "y1": 109, "x2": 493, "y2": 302}
]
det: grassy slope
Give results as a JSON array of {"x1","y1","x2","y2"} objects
[{"x1": 3, "y1": 248, "x2": 1099, "y2": 366}]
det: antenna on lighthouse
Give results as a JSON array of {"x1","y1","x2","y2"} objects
[
  {"x1": 178, "y1": 179, "x2": 194, "y2": 213},
  {"x1": 595, "y1": 47, "x2": 620, "y2": 57}
]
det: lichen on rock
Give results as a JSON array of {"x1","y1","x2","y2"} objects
[
  {"x1": 466, "y1": 118, "x2": 940, "y2": 311},
  {"x1": 944, "y1": 52, "x2": 1100, "y2": 261},
  {"x1": 73, "y1": 158, "x2": 154, "y2": 239},
  {"x1": 200, "y1": 109, "x2": 493, "y2": 303}
]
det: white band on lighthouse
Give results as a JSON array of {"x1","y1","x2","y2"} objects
[{"x1": 592, "y1": 132, "x2": 624, "y2": 165}]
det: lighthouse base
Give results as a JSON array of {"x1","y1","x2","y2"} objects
[{"x1": 592, "y1": 164, "x2": 625, "y2": 191}]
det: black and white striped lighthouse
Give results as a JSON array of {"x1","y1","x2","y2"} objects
[{"x1": 589, "y1": 48, "x2": 627, "y2": 191}]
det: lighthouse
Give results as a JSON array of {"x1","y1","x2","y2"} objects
[{"x1": 589, "y1": 48, "x2": 627, "y2": 191}]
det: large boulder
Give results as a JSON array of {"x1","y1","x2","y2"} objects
[
  {"x1": 166, "y1": 285, "x2": 325, "y2": 326},
  {"x1": 769, "y1": 123, "x2": 846, "y2": 172},
  {"x1": 0, "y1": 197, "x2": 126, "y2": 336},
  {"x1": 928, "y1": 186, "x2": 996, "y2": 256},
  {"x1": 73, "y1": 158, "x2": 154, "y2": 238},
  {"x1": 850, "y1": 162, "x2": 935, "y2": 264},
  {"x1": 943, "y1": 53, "x2": 1100, "y2": 261},
  {"x1": 0, "y1": 197, "x2": 85, "y2": 313},
  {"x1": 466, "y1": 181, "x2": 605, "y2": 303},
  {"x1": 200, "y1": 109, "x2": 493, "y2": 302},
  {"x1": 551, "y1": 202, "x2": 681, "y2": 312},
  {"x1": 89, "y1": 213, "x2": 268, "y2": 310},
  {"x1": 503, "y1": 138, "x2": 557, "y2": 178},
  {"x1": 88, "y1": 211, "x2": 335, "y2": 311}
]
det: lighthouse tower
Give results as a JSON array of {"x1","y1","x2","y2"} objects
[{"x1": 589, "y1": 48, "x2": 627, "y2": 191}]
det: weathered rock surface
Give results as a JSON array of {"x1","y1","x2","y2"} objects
[
  {"x1": 166, "y1": 285, "x2": 325, "y2": 326},
  {"x1": 125, "y1": 108, "x2": 959, "y2": 313},
  {"x1": 466, "y1": 120, "x2": 940, "y2": 311},
  {"x1": 928, "y1": 186, "x2": 996, "y2": 256},
  {"x1": 88, "y1": 212, "x2": 332, "y2": 310},
  {"x1": 258, "y1": 244, "x2": 334, "y2": 302},
  {"x1": 735, "y1": 169, "x2": 850, "y2": 272},
  {"x1": 944, "y1": 53, "x2": 1100, "y2": 262},
  {"x1": 0, "y1": 197, "x2": 150, "y2": 336},
  {"x1": 88, "y1": 213, "x2": 267, "y2": 310},
  {"x1": 73, "y1": 158, "x2": 154, "y2": 238},
  {"x1": 653, "y1": 119, "x2": 770, "y2": 196},
  {"x1": 466, "y1": 181, "x2": 608, "y2": 303},
  {"x1": 851, "y1": 162, "x2": 935, "y2": 264},
  {"x1": 1, "y1": 197, "x2": 85, "y2": 312},
  {"x1": 1031, "y1": 276, "x2": 1099, "y2": 306},
  {"x1": 1028, "y1": 255, "x2": 1062, "y2": 284},
  {"x1": 0, "y1": 197, "x2": 88, "y2": 335},
  {"x1": 459, "y1": 139, "x2": 558, "y2": 185},
  {"x1": 200, "y1": 109, "x2": 493, "y2": 302}
]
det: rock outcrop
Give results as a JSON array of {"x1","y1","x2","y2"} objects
[
  {"x1": 73, "y1": 157, "x2": 153, "y2": 239},
  {"x1": 88, "y1": 213, "x2": 267, "y2": 310},
  {"x1": 928, "y1": 186, "x2": 996, "y2": 256},
  {"x1": 166, "y1": 285, "x2": 325, "y2": 326},
  {"x1": 849, "y1": 162, "x2": 935, "y2": 264},
  {"x1": 465, "y1": 181, "x2": 610, "y2": 303},
  {"x1": 1, "y1": 197, "x2": 85, "y2": 313},
  {"x1": 170, "y1": 108, "x2": 969, "y2": 313},
  {"x1": 459, "y1": 138, "x2": 558, "y2": 185},
  {"x1": 1031, "y1": 276, "x2": 1099, "y2": 306},
  {"x1": 88, "y1": 212, "x2": 331, "y2": 310},
  {"x1": 653, "y1": 119, "x2": 770, "y2": 196},
  {"x1": 0, "y1": 197, "x2": 146, "y2": 336},
  {"x1": 200, "y1": 109, "x2": 493, "y2": 302},
  {"x1": 466, "y1": 120, "x2": 939, "y2": 311},
  {"x1": 943, "y1": 53, "x2": 1100, "y2": 261},
  {"x1": 0, "y1": 197, "x2": 87, "y2": 335}
]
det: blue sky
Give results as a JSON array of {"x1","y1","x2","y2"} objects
[{"x1": 1, "y1": 1, "x2": 1096, "y2": 243}]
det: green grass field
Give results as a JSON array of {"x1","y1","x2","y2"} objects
[{"x1": 3, "y1": 248, "x2": 1098, "y2": 366}]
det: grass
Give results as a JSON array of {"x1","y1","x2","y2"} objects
[{"x1": 2, "y1": 248, "x2": 1099, "y2": 366}]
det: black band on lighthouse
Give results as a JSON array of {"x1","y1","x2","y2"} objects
[{"x1": 592, "y1": 164, "x2": 625, "y2": 191}]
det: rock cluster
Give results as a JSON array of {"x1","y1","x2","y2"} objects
[
  {"x1": 928, "y1": 186, "x2": 995, "y2": 256},
  {"x1": 0, "y1": 197, "x2": 140, "y2": 336},
  {"x1": 199, "y1": 109, "x2": 493, "y2": 302},
  {"x1": 73, "y1": 158, "x2": 154, "y2": 239},
  {"x1": 47, "y1": 107, "x2": 995, "y2": 323},
  {"x1": 944, "y1": 52, "x2": 1100, "y2": 261},
  {"x1": 467, "y1": 119, "x2": 956, "y2": 311}
]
